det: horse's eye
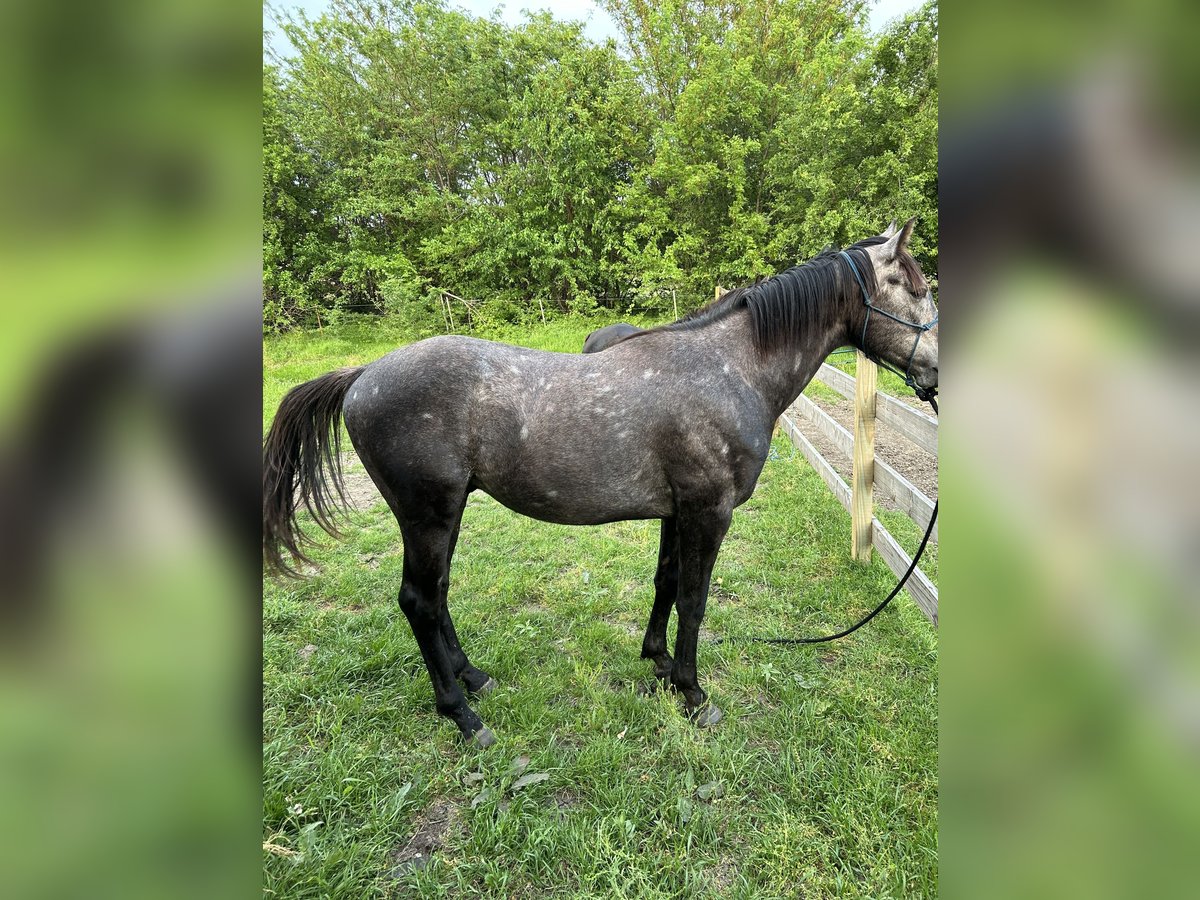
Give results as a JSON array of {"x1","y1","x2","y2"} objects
[{"x1": 886, "y1": 276, "x2": 902, "y2": 285}]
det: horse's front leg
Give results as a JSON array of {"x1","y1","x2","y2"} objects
[
  {"x1": 641, "y1": 517, "x2": 679, "y2": 683},
  {"x1": 671, "y1": 504, "x2": 732, "y2": 726}
]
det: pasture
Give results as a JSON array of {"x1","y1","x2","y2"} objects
[{"x1": 263, "y1": 318, "x2": 938, "y2": 898}]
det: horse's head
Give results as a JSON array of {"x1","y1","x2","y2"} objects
[{"x1": 850, "y1": 218, "x2": 938, "y2": 398}]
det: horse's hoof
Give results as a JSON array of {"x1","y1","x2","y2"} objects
[
  {"x1": 468, "y1": 726, "x2": 496, "y2": 749},
  {"x1": 472, "y1": 677, "x2": 498, "y2": 697},
  {"x1": 690, "y1": 704, "x2": 723, "y2": 728}
]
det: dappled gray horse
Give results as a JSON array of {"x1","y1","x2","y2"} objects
[{"x1": 263, "y1": 220, "x2": 938, "y2": 747}]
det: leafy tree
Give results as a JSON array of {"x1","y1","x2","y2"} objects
[
  {"x1": 263, "y1": 0, "x2": 938, "y2": 331},
  {"x1": 766, "y1": 1, "x2": 938, "y2": 273},
  {"x1": 263, "y1": 65, "x2": 335, "y2": 328}
]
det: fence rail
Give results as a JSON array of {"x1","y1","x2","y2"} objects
[
  {"x1": 790, "y1": 394, "x2": 938, "y2": 540},
  {"x1": 780, "y1": 352, "x2": 939, "y2": 626},
  {"x1": 814, "y1": 363, "x2": 939, "y2": 455}
]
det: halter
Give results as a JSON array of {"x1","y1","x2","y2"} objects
[{"x1": 839, "y1": 250, "x2": 938, "y2": 402}]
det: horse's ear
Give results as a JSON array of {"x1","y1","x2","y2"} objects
[
  {"x1": 881, "y1": 217, "x2": 917, "y2": 260},
  {"x1": 882, "y1": 220, "x2": 899, "y2": 238}
]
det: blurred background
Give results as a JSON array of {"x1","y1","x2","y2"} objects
[
  {"x1": 0, "y1": 0, "x2": 1197, "y2": 895},
  {"x1": 0, "y1": 0, "x2": 259, "y2": 896},
  {"x1": 941, "y1": 0, "x2": 1200, "y2": 897}
]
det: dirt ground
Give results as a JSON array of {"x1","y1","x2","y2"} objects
[
  {"x1": 340, "y1": 455, "x2": 383, "y2": 512},
  {"x1": 785, "y1": 392, "x2": 938, "y2": 513}
]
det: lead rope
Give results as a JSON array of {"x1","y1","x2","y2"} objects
[{"x1": 714, "y1": 395, "x2": 937, "y2": 645}]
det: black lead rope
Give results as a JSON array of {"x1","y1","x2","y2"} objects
[{"x1": 714, "y1": 394, "x2": 937, "y2": 646}]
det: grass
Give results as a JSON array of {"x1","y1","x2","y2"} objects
[{"x1": 263, "y1": 317, "x2": 938, "y2": 898}]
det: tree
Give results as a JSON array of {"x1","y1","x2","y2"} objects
[
  {"x1": 263, "y1": 65, "x2": 334, "y2": 328},
  {"x1": 263, "y1": 0, "x2": 939, "y2": 331}
]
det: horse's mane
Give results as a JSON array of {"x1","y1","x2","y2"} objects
[{"x1": 626, "y1": 235, "x2": 923, "y2": 355}]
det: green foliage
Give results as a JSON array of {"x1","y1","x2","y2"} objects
[{"x1": 264, "y1": 0, "x2": 938, "y2": 332}]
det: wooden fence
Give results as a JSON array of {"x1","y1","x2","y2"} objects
[{"x1": 779, "y1": 352, "x2": 939, "y2": 626}]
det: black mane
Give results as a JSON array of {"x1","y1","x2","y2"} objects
[{"x1": 646, "y1": 236, "x2": 888, "y2": 354}]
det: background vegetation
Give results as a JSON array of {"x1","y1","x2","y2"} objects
[{"x1": 264, "y1": 0, "x2": 937, "y2": 331}]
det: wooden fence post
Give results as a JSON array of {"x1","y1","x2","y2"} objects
[{"x1": 851, "y1": 351, "x2": 878, "y2": 562}]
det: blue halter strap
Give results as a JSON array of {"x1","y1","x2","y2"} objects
[{"x1": 838, "y1": 250, "x2": 938, "y2": 400}]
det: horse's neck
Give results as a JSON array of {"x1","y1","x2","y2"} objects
[{"x1": 710, "y1": 308, "x2": 847, "y2": 418}]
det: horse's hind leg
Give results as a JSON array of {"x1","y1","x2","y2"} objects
[
  {"x1": 398, "y1": 521, "x2": 494, "y2": 747},
  {"x1": 641, "y1": 517, "x2": 679, "y2": 683},
  {"x1": 438, "y1": 502, "x2": 496, "y2": 695}
]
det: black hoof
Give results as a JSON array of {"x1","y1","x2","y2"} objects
[
  {"x1": 689, "y1": 704, "x2": 723, "y2": 728},
  {"x1": 459, "y1": 666, "x2": 496, "y2": 695},
  {"x1": 467, "y1": 726, "x2": 496, "y2": 749},
  {"x1": 470, "y1": 676, "x2": 498, "y2": 697}
]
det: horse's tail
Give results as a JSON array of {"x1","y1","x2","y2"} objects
[{"x1": 263, "y1": 366, "x2": 366, "y2": 576}]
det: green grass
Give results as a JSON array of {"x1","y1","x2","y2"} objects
[{"x1": 263, "y1": 318, "x2": 938, "y2": 898}]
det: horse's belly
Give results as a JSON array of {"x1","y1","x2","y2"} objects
[{"x1": 476, "y1": 468, "x2": 673, "y2": 525}]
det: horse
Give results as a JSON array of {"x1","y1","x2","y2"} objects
[
  {"x1": 582, "y1": 322, "x2": 642, "y2": 353},
  {"x1": 262, "y1": 220, "x2": 938, "y2": 747}
]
